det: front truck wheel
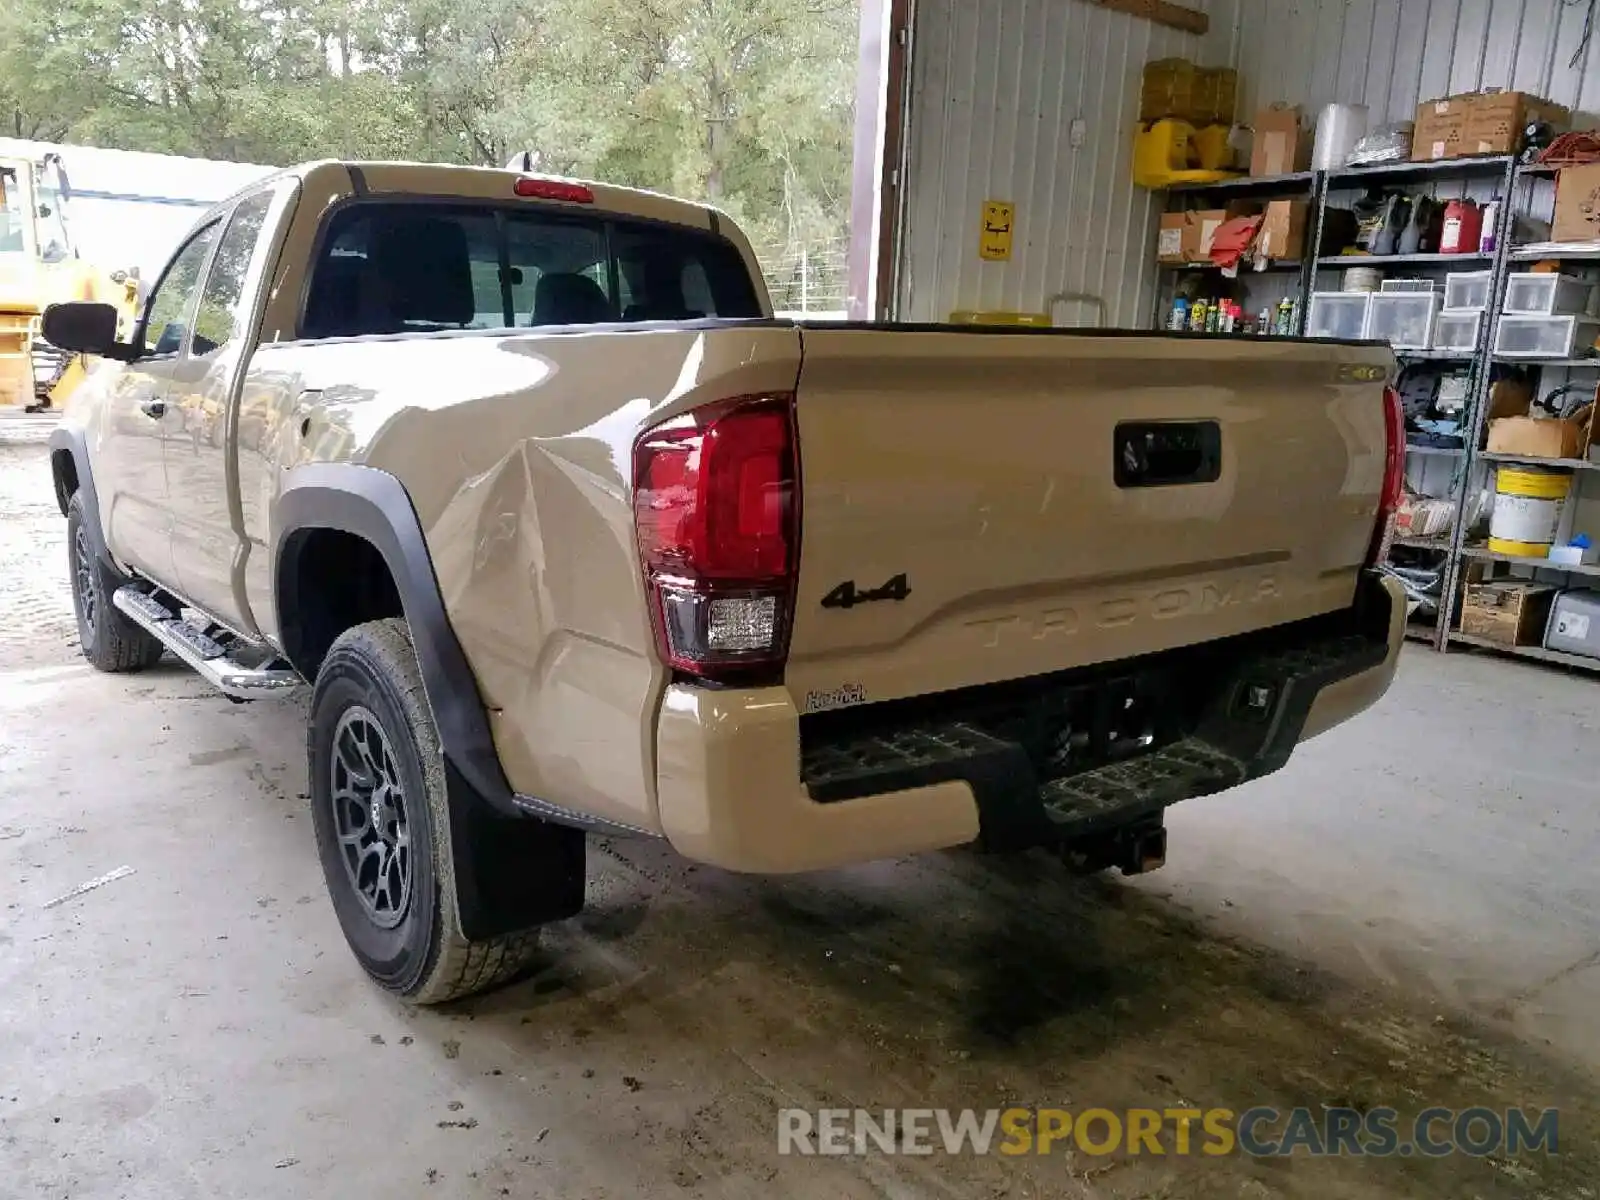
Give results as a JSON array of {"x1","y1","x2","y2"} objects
[
  {"x1": 65, "y1": 492, "x2": 165, "y2": 673},
  {"x1": 309, "y1": 618, "x2": 548, "y2": 1003}
]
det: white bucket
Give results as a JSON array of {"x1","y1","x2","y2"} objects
[{"x1": 1489, "y1": 466, "x2": 1573, "y2": 557}]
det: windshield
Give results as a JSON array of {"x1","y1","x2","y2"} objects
[
  {"x1": 301, "y1": 201, "x2": 761, "y2": 339},
  {"x1": 34, "y1": 160, "x2": 72, "y2": 263}
]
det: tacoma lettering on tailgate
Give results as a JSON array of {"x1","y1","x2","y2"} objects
[{"x1": 965, "y1": 577, "x2": 1280, "y2": 649}]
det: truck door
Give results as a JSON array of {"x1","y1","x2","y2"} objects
[
  {"x1": 95, "y1": 220, "x2": 219, "y2": 586},
  {"x1": 165, "y1": 186, "x2": 283, "y2": 628}
]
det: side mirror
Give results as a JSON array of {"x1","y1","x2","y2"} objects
[{"x1": 42, "y1": 302, "x2": 136, "y2": 361}]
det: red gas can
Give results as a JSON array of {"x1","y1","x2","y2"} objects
[{"x1": 1441, "y1": 199, "x2": 1483, "y2": 255}]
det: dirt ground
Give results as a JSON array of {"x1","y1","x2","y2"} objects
[{"x1": 1, "y1": 419, "x2": 1597, "y2": 1199}]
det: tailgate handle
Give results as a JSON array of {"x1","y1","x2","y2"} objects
[{"x1": 1114, "y1": 421, "x2": 1221, "y2": 488}]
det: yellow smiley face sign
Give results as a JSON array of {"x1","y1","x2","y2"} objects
[{"x1": 980, "y1": 200, "x2": 1015, "y2": 261}]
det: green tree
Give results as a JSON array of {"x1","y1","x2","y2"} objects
[{"x1": 0, "y1": 0, "x2": 858, "y2": 260}]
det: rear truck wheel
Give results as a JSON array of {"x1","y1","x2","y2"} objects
[
  {"x1": 309, "y1": 618, "x2": 545, "y2": 1004},
  {"x1": 66, "y1": 492, "x2": 165, "y2": 672}
]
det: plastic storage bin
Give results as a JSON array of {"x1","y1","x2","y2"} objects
[
  {"x1": 1502, "y1": 272, "x2": 1595, "y2": 316},
  {"x1": 1306, "y1": 292, "x2": 1373, "y2": 341},
  {"x1": 1365, "y1": 291, "x2": 1441, "y2": 349},
  {"x1": 1432, "y1": 310, "x2": 1482, "y2": 354},
  {"x1": 1443, "y1": 271, "x2": 1492, "y2": 311},
  {"x1": 1493, "y1": 314, "x2": 1600, "y2": 359}
]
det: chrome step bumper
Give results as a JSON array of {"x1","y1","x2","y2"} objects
[{"x1": 112, "y1": 588, "x2": 302, "y2": 700}]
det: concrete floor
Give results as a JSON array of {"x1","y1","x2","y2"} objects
[{"x1": 2, "y1": 422, "x2": 1598, "y2": 1199}]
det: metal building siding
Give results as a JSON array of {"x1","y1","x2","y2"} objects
[
  {"x1": 1212, "y1": 0, "x2": 1600, "y2": 125},
  {"x1": 897, "y1": 0, "x2": 1219, "y2": 326}
]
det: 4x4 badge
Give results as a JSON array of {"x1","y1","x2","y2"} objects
[{"x1": 821, "y1": 573, "x2": 911, "y2": 610}]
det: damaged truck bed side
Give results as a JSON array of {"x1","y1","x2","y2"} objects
[{"x1": 44, "y1": 160, "x2": 1406, "y2": 1003}]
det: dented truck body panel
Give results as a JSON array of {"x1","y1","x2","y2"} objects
[
  {"x1": 53, "y1": 158, "x2": 1404, "y2": 877},
  {"x1": 244, "y1": 323, "x2": 805, "y2": 833}
]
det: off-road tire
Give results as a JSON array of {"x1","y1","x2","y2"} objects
[
  {"x1": 309, "y1": 618, "x2": 542, "y2": 1004},
  {"x1": 66, "y1": 492, "x2": 165, "y2": 673}
]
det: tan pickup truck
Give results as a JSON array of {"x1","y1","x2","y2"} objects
[{"x1": 44, "y1": 160, "x2": 1406, "y2": 1003}]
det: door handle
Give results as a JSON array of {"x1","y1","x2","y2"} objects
[{"x1": 139, "y1": 399, "x2": 166, "y2": 419}]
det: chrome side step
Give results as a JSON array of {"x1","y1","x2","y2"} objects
[{"x1": 112, "y1": 587, "x2": 302, "y2": 700}]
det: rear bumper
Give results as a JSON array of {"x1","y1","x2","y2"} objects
[
  {"x1": 655, "y1": 574, "x2": 1405, "y2": 874},
  {"x1": 1301, "y1": 575, "x2": 1406, "y2": 740},
  {"x1": 655, "y1": 684, "x2": 983, "y2": 872}
]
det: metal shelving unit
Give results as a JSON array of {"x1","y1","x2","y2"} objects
[
  {"x1": 1479, "y1": 451, "x2": 1600, "y2": 470},
  {"x1": 1148, "y1": 171, "x2": 1322, "y2": 334},
  {"x1": 1159, "y1": 260, "x2": 1303, "y2": 273},
  {"x1": 1318, "y1": 252, "x2": 1494, "y2": 267},
  {"x1": 1422, "y1": 160, "x2": 1600, "y2": 673},
  {"x1": 1164, "y1": 170, "x2": 1318, "y2": 198},
  {"x1": 1398, "y1": 351, "x2": 1474, "y2": 363},
  {"x1": 1152, "y1": 155, "x2": 1600, "y2": 672},
  {"x1": 1394, "y1": 533, "x2": 1456, "y2": 550},
  {"x1": 1459, "y1": 545, "x2": 1600, "y2": 578},
  {"x1": 1512, "y1": 247, "x2": 1600, "y2": 261},
  {"x1": 1448, "y1": 631, "x2": 1600, "y2": 672},
  {"x1": 1305, "y1": 155, "x2": 1522, "y2": 651},
  {"x1": 1328, "y1": 156, "x2": 1517, "y2": 187},
  {"x1": 1491, "y1": 355, "x2": 1600, "y2": 366}
]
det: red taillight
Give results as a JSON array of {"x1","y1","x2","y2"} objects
[
  {"x1": 633, "y1": 396, "x2": 799, "y2": 684},
  {"x1": 1367, "y1": 383, "x2": 1405, "y2": 567},
  {"x1": 513, "y1": 177, "x2": 594, "y2": 203}
]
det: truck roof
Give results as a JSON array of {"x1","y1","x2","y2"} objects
[{"x1": 207, "y1": 159, "x2": 726, "y2": 238}]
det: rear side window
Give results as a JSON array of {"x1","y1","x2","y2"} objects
[
  {"x1": 142, "y1": 222, "x2": 219, "y2": 355},
  {"x1": 301, "y1": 202, "x2": 759, "y2": 339},
  {"x1": 192, "y1": 191, "x2": 274, "y2": 356}
]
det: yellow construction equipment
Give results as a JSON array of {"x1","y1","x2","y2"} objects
[{"x1": 0, "y1": 151, "x2": 139, "y2": 411}]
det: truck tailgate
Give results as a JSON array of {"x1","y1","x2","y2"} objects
[{"x1": 784, "y1": 326, "x2": 1393, "y2": 712}]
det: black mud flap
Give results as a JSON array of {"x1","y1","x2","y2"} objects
[{"x1": 444, "y1": 759, "x2": 586, "y2": 942}]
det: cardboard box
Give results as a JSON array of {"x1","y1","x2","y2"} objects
[
  {"x1": 1487, "y1": 377, "x2": 1537, "y2": 421},
  {"x1": 1412, "y1": 95, "x2": 1471, "y2": 161},
  {"x1": 1141, "y1": 59, "x2": 1237, "y2": 125},
  {"x1": 1196, "y1": 67, "x2": 1238, "y2": 126},
  {"x1": 1462, "y1": 91, "x2": 1569, "y2": 156},
  {"x1": 1257, "y1": 199, "x2": 1309, "y2": 261},
  {"x1": 1158, "y1": 211, "x2": 1199, "y2": 263},
  {"x1": 1461, "y1": 580, "x2": 1558, "y2": 646},
  {"x1": 1413, "y1": 90, "x2": 1569, "y2": 160},
  {"x1": 1487, "y1": 401, "x2": 1597, "y2": 460},
  {"x1": 1141, "y1": 58, "x2": 1197, "y2": 122},
  {"x1": 1552, "y1": 163, "x2": 1600, "y2": 245},
  {"x1": 1157, "y1": 208, "x2": 1230, "y2": 263},
  {"x1": 1251, "y1": 104, "x2": 1309, "y2": 176},
  {"x1": 1487, "y1": 414, "x2": 1591, "y2": 459}
]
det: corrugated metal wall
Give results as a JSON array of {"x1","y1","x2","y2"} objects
[
  {"x1": 1206, "y1": 0, "x2": 1600, "y2": 126},
  {"x1": 895, "y1": 0, "x2": 1595, "y2": 327},
  {"x1": 896, "y1": 0, "x2": 1221, "y2": 326}
]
